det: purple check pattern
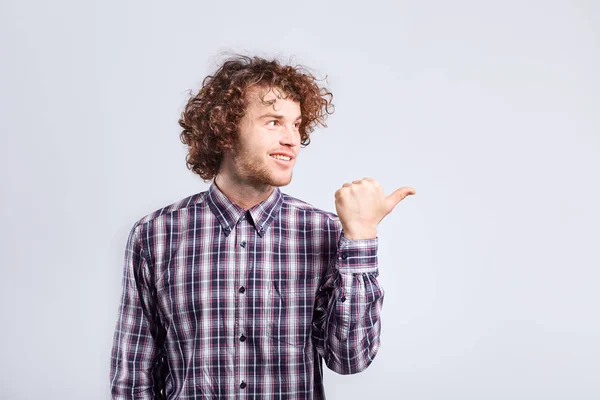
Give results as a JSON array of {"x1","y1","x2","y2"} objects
[{"x1": 110, "y1": 183, "x2": 384, "y2": 399}]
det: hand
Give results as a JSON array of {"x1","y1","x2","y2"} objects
[{"x1": 334, "y1": 178, "x2": 416, "y2": 240}]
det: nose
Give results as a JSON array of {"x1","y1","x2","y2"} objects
[{"x1": 279, "y1": 123, "x2": 300, "y2": 147}]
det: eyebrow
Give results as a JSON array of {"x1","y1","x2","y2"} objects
[{"x1": 258, "y1": 113, "x2": 302, "y2": 121}]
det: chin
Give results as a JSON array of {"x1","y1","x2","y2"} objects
[
  {"x1": 269, "y1": 178, "x2": 292, "y2": 187},
  {"x1": 267, "y1": 173, "x2": 293, "y2": 187}
]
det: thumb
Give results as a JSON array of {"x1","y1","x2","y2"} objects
[{"x1": 385, "y1": 187, "x2": 416, "y2": 212}]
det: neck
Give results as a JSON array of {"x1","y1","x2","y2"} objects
[{"x1": 214, "y1": 172, "x2": 275, "y2": 210}]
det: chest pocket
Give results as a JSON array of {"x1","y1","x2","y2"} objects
[{"x1": 267, "y1": 278, "x2": 320, "y2": 346}]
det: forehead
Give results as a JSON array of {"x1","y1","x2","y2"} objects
[{"x1": 244, "y1": 86, "x2": 300, "y2": 113}]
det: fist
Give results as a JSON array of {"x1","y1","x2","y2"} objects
[{"x1": 334, "y1": 178, "x2": 416, "y2": 240}]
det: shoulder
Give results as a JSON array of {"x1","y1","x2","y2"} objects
[
  {"x1": 280, "y1": 192, "x2": 341, "y2": 229},
  {"x1": 133, "y1": 190, "x2": 210, "y2": 229}
]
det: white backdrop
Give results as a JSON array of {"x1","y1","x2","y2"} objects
[{"x1": 1, "y1": 0, "x2": 599, "y2": 399}]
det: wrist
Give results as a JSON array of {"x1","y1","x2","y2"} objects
[{"x1": 343, "y1": 230, "x2": 377, "y2": 240}]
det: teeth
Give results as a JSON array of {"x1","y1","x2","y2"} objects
[{"x1": 271, "y1": 154, "x2": 291, "y2": 161}]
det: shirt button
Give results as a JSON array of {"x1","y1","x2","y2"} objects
[
  {"x1": 239, "y1": 286, "x2": 245, "y2": 294},
  {"x1": 340, "y1": 296, "x2": 346, "y2": 302},
  {"x1": 240, "y1": 381, "x2": 247, "y2": 389},
  {"x1": 240, "y1": 241, "x2": 247, "y2": 248},
  {"x1": 240, "y1": 335, "x2": 246, "y2": 342},
  {"x1": 341, "y1": 253, "x2": 348, "y2": 260}
]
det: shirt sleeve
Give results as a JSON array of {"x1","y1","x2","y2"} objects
[
  {"x1": 312, "y1": 217, "x2": 385, "y2": 375},
  {"x1": 110, "y1": 221, "x2": 164, "y2": 399}
]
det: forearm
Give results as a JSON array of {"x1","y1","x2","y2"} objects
[
  {"x1": 316, "y1": 234, "x2": 385, "y2": 374},
  {"x1": 110, "y1": 335, "x2": 159, "y2": 399}
]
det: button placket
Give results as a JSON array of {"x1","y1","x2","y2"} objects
[{"x1": 236, "y1": 213, "x2": 250, "y2": 394}]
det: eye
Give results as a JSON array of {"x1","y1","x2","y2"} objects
[
  {"x1": 293, "y1": 122, "x2": 301, "y2": 129},
  {"x1": 267, "y1": 120, "x2": 279, "y2": 126}
]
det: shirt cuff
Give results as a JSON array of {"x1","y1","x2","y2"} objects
[{"x1": 335, "y1": 234, "x2": 379, "y2": 273}]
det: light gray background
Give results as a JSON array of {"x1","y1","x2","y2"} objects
[{"x1": 1, "y1": 0, "x2": 598, "y2": 399}]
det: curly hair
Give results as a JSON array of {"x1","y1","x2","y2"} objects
[{"x1": 178, "y1": 55, "x2": 335, "y2": 181}]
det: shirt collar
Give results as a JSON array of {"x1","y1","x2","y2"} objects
[{"x1": 206, "y1": 182, "x2": 283, "y2": 237}]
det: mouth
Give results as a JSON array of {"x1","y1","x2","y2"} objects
[{"x1": 269, "y1": 153, "x2": 294, "y2": 165}]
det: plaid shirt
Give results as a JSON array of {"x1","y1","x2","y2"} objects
[{"x1": 110, "y1": 183, "x2": 384, "y2": 399}]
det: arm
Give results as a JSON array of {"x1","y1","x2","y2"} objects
[
  {"x1": 313, "y1": 177, "x2": 415, "y2": 374},
  {"x1": 110, "y1": 221, "x2": 164, "y2": 399},
  {"x1": 312, "y1": 220, "x2": 384, "y2": 374}
]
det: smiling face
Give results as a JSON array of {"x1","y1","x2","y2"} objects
[{"x1": 219, "y1": 85, "x2": 302, "y2": 190}]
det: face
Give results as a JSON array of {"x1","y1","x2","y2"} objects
[{"x1": 221, "y1": 86, "x2": 302, "y2": 189}]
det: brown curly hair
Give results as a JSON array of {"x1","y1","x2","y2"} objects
[{"x1": 178, "y1": 55, "x2": 334, "y2": 181}]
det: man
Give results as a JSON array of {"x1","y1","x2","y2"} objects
[{"x1": 110, "y1": 55, "x2": 416, "y2": 399}]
